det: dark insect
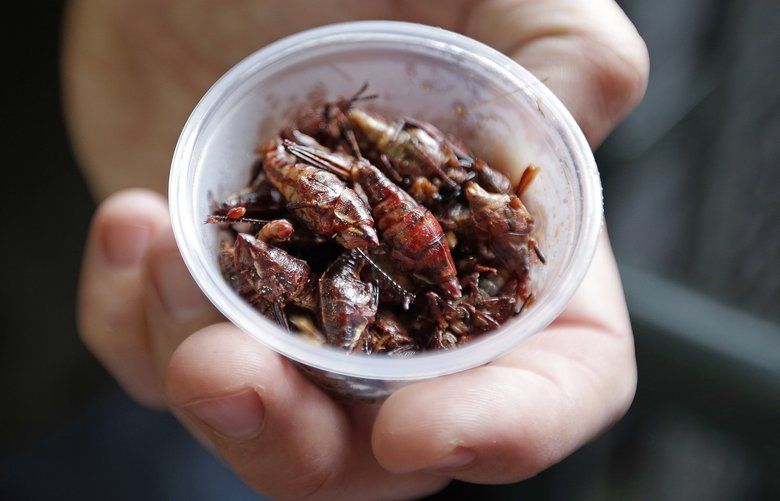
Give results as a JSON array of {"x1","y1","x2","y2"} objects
[
  {"x1": 346, "y1": 109, "x2": 466, "y2": 189},
  {"x1": 295, "y1": 87, "x2": 474, "y2": 203},
  {"x1": 294, "y1": 82, "x2": 378, "y2": 148},
  {"x1": 465, "y1": 182, "x2": 537, "y2": 281},
  {"x1": 319, "y1": 250, "x2": 378, "y2": 352},
  {"x1": 220, "y1": 220, "x2": 318, "y2": 328}
]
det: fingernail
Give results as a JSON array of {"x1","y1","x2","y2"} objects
[
  {"x1": 184, "y1": 389, "x2": 265, "y2": 440},
  {"x1": 102, "y1": 221, "x2": 153, "y2": 267},
  {"x1": 149, "y1": 249, "x2": 212, "y2": 322},
  {"x1": 426, "y1": 447, "x2": 476, "y2": 472}
]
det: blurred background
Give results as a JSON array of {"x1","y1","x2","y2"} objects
[{"x1": 2, "y1": 1, "x2": 778, "y2": 499}]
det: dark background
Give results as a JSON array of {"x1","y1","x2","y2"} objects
[{"x1": 2, "y1": 1, "x2": 778, "y2": 499}]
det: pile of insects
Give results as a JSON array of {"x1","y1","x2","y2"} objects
[{"x1": 207, "y1": 85, "x2": 545, "y2": 356}]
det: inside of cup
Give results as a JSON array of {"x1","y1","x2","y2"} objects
[{"x1": 178, "y1": 29, "x2": 592, "y2": 376}]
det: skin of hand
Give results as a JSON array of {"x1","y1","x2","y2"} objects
[{"x1": 69, "y1": 1, "x2": 649, "y2": 499}]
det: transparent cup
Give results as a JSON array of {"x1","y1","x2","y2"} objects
[{"x1": 170, "y1": 21, "x2": 602, "y2": 401}]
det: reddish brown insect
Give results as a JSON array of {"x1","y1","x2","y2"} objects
[
  {"x1": 285, "y1": 141, "x2": 462, "y2": 298},
  {"x1": 294, "y1": 82, "x2": 378, "y2": 148},
  {"x1": 319, "y1": 250, "x2": 378, "y2": 352},
  {"x1": 232, "y1": 229, "x2": 318, "y2": 327},
  {"x1": 346, "y1": 108, "x2": 464, "y2": 189},
  {"x1": 260, "y1": 136, "x2": 379, "y2": 250},
  {"x1": 464, "y1": 182, "x2": 541, "y2": 281}
]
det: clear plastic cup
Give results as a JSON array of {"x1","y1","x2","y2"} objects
[{"x1": 169, "y1": 21, "x2": 602, "y2": 400}]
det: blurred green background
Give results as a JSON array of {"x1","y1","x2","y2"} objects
[{"x1": 2, "y1": 1, "x2": 778, "y2": 499}]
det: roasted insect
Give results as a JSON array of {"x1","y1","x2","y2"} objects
[
  {"x1": 293, "y1": 82, "x2": 377, "y2": 148},
  {"x1": 285, "y1": 141, "x2": 462, "y2": 298},
  {"x1": 346, "y1": 110, "x2": 469, "y2": 188},
  {"x1": 319, "y1": 250, "x2": 378, "y2": 352},
  {"x1": 465, "y1": 182, "x2": 539, "y2": 282},
  {"x1": 207, "y1": 93, "x2": 545, "y2": 354},
  {"x1": 464, "y1": 182, "x2": 532, "y2": 275},
  {"x1": 226, "y1": 220, "x2": 318, "y2": 326},
  {"x1": 260, "y1": 137, "x2": 379, "y2": 250}
]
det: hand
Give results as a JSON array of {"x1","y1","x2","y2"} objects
[{"x1": 72, "y1": 1, "x2": 648, "y2": 498}]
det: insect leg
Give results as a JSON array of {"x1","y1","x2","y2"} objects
[
  {"x1": 355, "y1": 248, "x2": 416, "y2": 309},
  {"x1": 272, "y1": 301, "x2": 290, "y2": 332},
  {"x1": 517, "y1": 165, "x2": 540, "y2": 197},
  {"x1": 379, "y1": 153, "x2": 404, "y2": 183},
  {"x1": 206, "y1": 215, "x2": 270, "y2": 226},
  {"x1": 529, "y1": 238, "x2": 547, "y2": 264}
]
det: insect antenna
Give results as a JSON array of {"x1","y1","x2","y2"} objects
[
  {"x1": 457, "y1": 79, "x2": 549, "y2": 113},
  {"x1": 355, "y1": 248, "x2": 416, "y2": 309},
  {"x1": 348, "y1": 81, "x2": 378, "y2": 105},
  {"x1": 392, "y1": 117, "x2": 458, "y2": 189},
  {"x1": 343, "y1": 128, "x2": 363, "y2": 159},
  {"x1": 282, "y1": 140, "x2": 352, "y2": 179},
  {"x1": 379, "y1": 153, "x2": 403, "y2": 183}
]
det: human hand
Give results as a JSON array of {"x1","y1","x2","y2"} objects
[{"x1": 72, "y1": 1, "x2": 648, "y2": 498}]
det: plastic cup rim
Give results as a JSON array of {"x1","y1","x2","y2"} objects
[{"x1": 169, "y1": 21, "x2": 603, "y2": 381}]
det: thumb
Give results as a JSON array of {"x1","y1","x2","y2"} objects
[{"x1": 465, "y1": 0, "x2": 649, "y2": 146}]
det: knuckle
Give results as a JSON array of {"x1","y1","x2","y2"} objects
[
  {"x1": 93, "y1": 188, "x2": 168, "y2": 226},
  {"x1": 590, "y1": 32, "x2": 650, "y2": 119}
]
